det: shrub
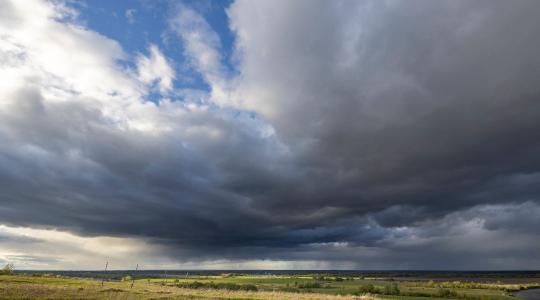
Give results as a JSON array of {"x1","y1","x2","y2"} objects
[
  {"x1": 436, "y1": 287, "x2": 458, "y2": 298},
  {"x1": 383, "y1": 283, "x2": 400, "y2": 295},
  {"x1": 298, "y1": 282, "x2": 321, "y2": 289},
  {"x1": 357, "y1": 283, "x2": 377, "y2": 294},
  {"x1": 183, "y1": 281, "x2": 205, "y2": 289},
  {"x1": 281, "y1": 287, "x2": 300, "y2": 293},
  {"x1": 240, "y1": 284, "x2": 258, "y2": 291},
  {"x1": 175, "y1": 281, "x2": 257, "y2": 291}
]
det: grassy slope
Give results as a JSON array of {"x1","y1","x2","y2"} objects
[{"x1": 0, "y1": 275, "x2": 377, "y2": 300}]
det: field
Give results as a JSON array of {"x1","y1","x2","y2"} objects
[{"x1": 1, "y1": 271, "x2": 540, "y2": 300}]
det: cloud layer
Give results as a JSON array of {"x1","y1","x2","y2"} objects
[{"x1": 1, "y1": 0, "x2": 540, "y2": 269}]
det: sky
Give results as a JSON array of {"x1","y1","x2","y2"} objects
[{"x1": 1, "y1": 0, "x2": 540, "y2": 270}]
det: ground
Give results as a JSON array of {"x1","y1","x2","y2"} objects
[{"x1": 0, "y1": 273, "x2": 538, "y2": 300}]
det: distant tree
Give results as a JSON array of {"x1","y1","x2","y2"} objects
[
  {"x1": 436, "y1": 287, "x2": 457, "y2": 297},
  {"x1": 315, "y1": 275, "x2": 326, "y2": 281},
  {"x1": 357, "y1": 283, "x2": 376, "y2": 294},
  {"x1": 0, "y1": 263, "x2": 14, "y2": 275},
  {"x1": 383, "y1": 283, "x2": 400, "y2": 295},
  {"x1": 298, "y1": 282, "x2": 321, "y2": 289}
]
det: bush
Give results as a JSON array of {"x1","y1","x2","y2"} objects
[
  {"x1": 436, "y1": 287, "x2": 457, "y2": 298},
  {"x1": 281, "y1": 287, "x2": 300, "y2": 293},
  {"x1": 175, "y1": 281, "x2": 258, "y2": 291},
  {"x1": 182, "y1": 281, "x2": 205, "y2": 289},
  {"x1": 298, "y1": 282, "x2": 321, "y2": 289},
  {"x1": 357, "y1": 283, "x2": 377, "y2": 294},
  {"x1": 240, "y1": 284, "x2": 258, "y2": 291},
  {"x1": 383, "y1": 283, "x2": 400, "y2": 295}
]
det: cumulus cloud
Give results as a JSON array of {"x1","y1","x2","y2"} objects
[{"x1": 1, "y1": 0, "x2": 540, "y2": 269}]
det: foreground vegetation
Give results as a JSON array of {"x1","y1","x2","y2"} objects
[
  {"x1": 145, "y1": 274, "x2": 539, "y2": 300},
  {"x1": 1, "y1": 274, "x2": 372, "y2": 300},
  {"x1": 1, "y1": 270, "x2": 540, "y2": 300}
]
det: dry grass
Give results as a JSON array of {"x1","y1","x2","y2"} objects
[{"x1": 0, "y1": 275, "x2": 380, "y2": 300}]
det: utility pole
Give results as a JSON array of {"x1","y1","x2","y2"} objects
[
  {"x1": 101, "y1": 261, "x2": 108, "y2": 287},
  {"x1": 130, "y1": 264, "x2": 139, "y2": 289}
]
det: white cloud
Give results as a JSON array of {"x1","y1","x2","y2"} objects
[
  {"x1": 169, "y1": 5, "x2": 232, "y2": 106},
  {"x1": 136, "y1": 45, "x2": 176, "y2": 94},
  {"x1": 125, "y1": 8, "x2": 136, "y2": 24},
  {"x1": 0, "y1": 0, "x2": 141, "y2": 102}
]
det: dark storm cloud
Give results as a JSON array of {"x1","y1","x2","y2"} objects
[
  {"x1": 0, "y1": 85, "x2": 280, "y2": 243},
  {"x1": 1, "y1": 0, "x2": 540, "y2": 269},
  {"x1": 227, "y1": 0, "x2": 540, "y2": 228}
]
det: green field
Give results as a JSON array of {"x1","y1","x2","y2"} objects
[
  {"x1": 0, "y1": 274, "x2": 368, "y2": 300},
  {"x1": 1, "y1": 272, "x2": 539, "y2": 300},
  {"x1": 144, "y1": 274, "x2": 534, "y2": 299}
]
